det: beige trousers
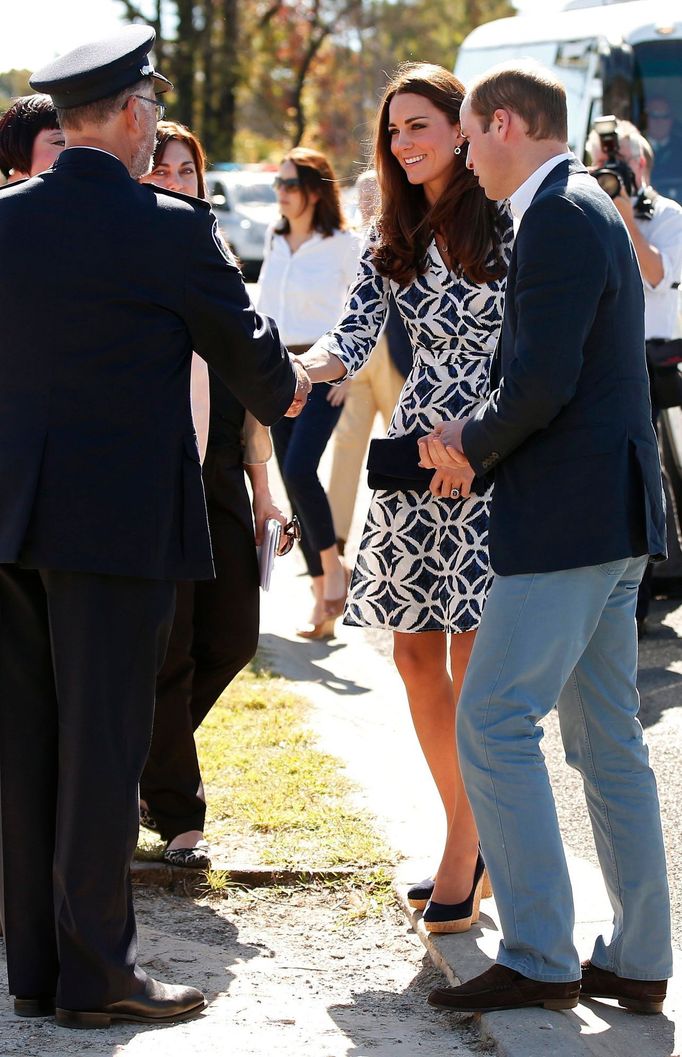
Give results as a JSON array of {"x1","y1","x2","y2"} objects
[{"x1": 328, "y1": 335, "x2": 405, "y2": 543}]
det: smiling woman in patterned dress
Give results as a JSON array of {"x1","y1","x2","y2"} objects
[{"x1": 298, "y1": 63, "x2": 513, "y2": 933}]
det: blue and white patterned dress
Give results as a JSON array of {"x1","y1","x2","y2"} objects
[{"x1": 314, "y1": 213, "x2": 514, "y2": 633}]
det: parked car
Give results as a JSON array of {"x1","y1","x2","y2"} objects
[{"x1": 204, "y1": 169, "x2": 279, "y2": 280}]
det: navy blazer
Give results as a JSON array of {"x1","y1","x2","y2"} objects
[
  {"x1": 462, "y1": 158, "x2": 666, "y2": 575},
  {"x1": 0, "y1": 148, "x2": 295, "y2": 580}
]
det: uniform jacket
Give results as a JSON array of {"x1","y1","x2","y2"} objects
[
  {"x1": 462, "y1": 157, "x2": 666, "y2": 575},
  {"x1": 0, "y1": 147, "x2": 295, "y2": 580}
]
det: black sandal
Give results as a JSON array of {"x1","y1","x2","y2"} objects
[{"x1": 163, "y1": 840, "x2": 211, "y2": 869}]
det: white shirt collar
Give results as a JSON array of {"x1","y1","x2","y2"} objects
[
  {"x1": 509, "y1": 152, "x2": 574, "y2": 229},
  {"x1": 63, "y1": 146, "x2": 121, "y2": 162}
]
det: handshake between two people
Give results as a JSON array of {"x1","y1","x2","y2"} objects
[
  {"x1": 418, "y1": 418, "x2": 475, "y2": 500},
  {"x1": 284, "y1": 358, "x2": 313, "y2": 418}
]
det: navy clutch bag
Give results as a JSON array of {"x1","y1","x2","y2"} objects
[
  {"x1": 367, "y1": 433, "x2": 488, "y2": 495},
  {"x1": 366, "y1": 435, "x2": 434, "y2": 492}
]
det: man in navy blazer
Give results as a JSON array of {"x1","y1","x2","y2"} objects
[
  {"x1": 420, "y1": 61, "x2": 671, "y2": 1015},
  {"x1": 0, "y1": 27, "x2": 309, "y2": 1028}
]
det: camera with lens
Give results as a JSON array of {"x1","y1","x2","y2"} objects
[
  {"x1": 590, "y1": 115, "x2": 638, "y2": 198},
  {"x1": 590, "y1": 115, "x2": 655, "y2": 219}
]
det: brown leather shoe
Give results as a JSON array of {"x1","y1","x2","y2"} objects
[
  {"x1": 428, "y1": 963, "x2": 580, "y2": 1013},
  {"x1": 56, "y1": 978, "x2": 206, "y2": 1028},
  {"x1": 580, "y1": 960, "x2": 667, "y2": 1014},
  {"x1": 14, "y1": 996, "x2": 56, "y2": 1018}
]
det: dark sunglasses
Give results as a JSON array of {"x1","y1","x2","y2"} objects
[
  {"x1": 279, "y1": 516, "x2": 301, "y2": 555},
  {"x1": 274, "y1": 176, "x2": 301, "y2": 191}
]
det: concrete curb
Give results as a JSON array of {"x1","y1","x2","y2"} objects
[
  {"x1": 130, "y1": 860, "x2": 359, "y2": 895},
  {"x1": 395, "y1": 883, "x2": 681, "y2": 1057}
]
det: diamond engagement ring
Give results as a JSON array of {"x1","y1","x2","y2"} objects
[{"x1": 450, "y1": 487, "x2": 461, "y2": 498}]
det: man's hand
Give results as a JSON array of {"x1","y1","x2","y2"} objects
[
  {"x1": 418, "y1": 419, "x2": 469, "y2": 470},
  {"x1": 284, "y1": 359, "x2": 312, "y2": 417},
  {"x1": 428, "y1": 463, "x2": 476, "y2": 499}
]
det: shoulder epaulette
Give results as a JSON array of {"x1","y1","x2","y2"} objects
[
  {"x1": 144, "y1": 182, "x2": 211, "y2": 209},
  {"x1": 0, "y1": 176, "x2": 29, "y2": 192}
]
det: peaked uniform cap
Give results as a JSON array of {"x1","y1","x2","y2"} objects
[{"x1": 29, "y1": 25, "x2": 173, "y2": 108}]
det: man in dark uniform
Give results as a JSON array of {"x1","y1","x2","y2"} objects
[{"x1": 0, "y1": 26, "x2": 309, "y2": 1028}]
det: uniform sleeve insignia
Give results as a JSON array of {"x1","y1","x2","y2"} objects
[{"x1": 211, "y1": 216, "x2": 238, "y2": 268}]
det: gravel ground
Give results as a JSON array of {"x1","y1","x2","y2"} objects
[{"x1": 0, "y1": 886, "x2": 485, "y2": 1057}]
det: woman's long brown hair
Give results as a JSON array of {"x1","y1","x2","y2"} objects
[
  {"x1": 275, "y1": 146, "x2": 346, "y2": 238},
  {"x1": 152, "y1": 120, "x2": 208, "y2": 199},
  {"x1": 373, "y1": 63, "x2": 506, "y2": 286}
]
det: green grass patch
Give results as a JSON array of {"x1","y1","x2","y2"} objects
[{"x1": 139, "y1": 663, "x2": 393, "y2": 881}]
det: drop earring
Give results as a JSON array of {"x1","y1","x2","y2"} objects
[{"x1": 454, "y1": 145, "x2": 462, "y2": 155}]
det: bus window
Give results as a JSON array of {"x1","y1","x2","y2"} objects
[{"x1": 634, "y1": 39, "x2": 682, "y2": 200}]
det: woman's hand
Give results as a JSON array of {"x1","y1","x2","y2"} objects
[
  {"x1": 428, "y1": 465, "x2": 475, "y2": 499},
  {"x1": 418, "y1": 419, "x2": 469, "y2": 471},
  {"x1": 326, "y1": 379, "x2": 351, "y2": 407},
  {"x1": 252, "y1": 489, "x2": 288, "y2": 547}
]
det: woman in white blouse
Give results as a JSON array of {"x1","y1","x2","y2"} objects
[{"x1": 258, "y1": 147, "x2": 361, "y2": 637}]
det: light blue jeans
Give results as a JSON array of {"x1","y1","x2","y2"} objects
[{"x1": 457, "y1": 556, "x2": 672, "y2": 982}]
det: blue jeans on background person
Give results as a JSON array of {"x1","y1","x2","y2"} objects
[
  {"x1": 272, "y1": 381, "x2": 343, "y2": 578},
  {"x1": 457, "y1": 555, "x2": 672, "y2": 983}
]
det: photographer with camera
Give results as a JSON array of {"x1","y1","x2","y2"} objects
[{"x1": 588, "y1": 117, "x2": 682, "y2": 634}]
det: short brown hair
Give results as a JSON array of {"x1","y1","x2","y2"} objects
[
  {"x1": 275, "y1": 146, "x2": 345, "y2": 237},
  {"x1": 468, "y1": 61, "x2": 568, "y2": 142},
  {"x1": 152, "y1": 120, "x2": 208, "y2": 199},
  {"x1": 0, "y1": 94, "x2": 59, "y2": 178}
]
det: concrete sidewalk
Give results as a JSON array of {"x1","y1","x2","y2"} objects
[{"x1": 259, "y1": 550, "x2": 681, "y2": 1057}]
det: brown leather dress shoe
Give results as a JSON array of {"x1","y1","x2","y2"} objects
[
  {"x1": 580, "y1": 960, "x2": 667, "y2": 1014},
  {"x1": 428, "y1": 963, "x2": 580, "y2": 1013},
  {"x1": 56, "y1": 978, "x2": 206, "y2": 1028},
  {"x1": 14, "y1": 996, "x2": 56, "y2": 1017}
]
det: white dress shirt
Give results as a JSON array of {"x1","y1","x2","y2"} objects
[
  {"x1": 256, "y1": 227, "x2": 362, "y2": 346},
  {"x1": 509, "y1": 152, "x2": 574, "y2": 233}
]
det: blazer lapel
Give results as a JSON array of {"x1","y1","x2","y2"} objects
[{"x1": 495, "y1": 158, "x2": 587, "y2": 374}]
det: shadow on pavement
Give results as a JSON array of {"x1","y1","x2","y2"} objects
[
  {"x1": 258, "y1": 632, "x2": 372, "y2": 696},
  {"x1": 327, "y1": 957, "x2": 476, "y2": 1057}
]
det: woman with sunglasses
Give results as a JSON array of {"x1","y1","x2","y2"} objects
[
  {"x1": 257, "y1": 148, "x2": 362, "y2": 638},
  {"x1": 138, "y1": 121, "x2": 288, "y2": 867},
  {"x1": 297, "y1": 64, "x2": 513, "y2": 932}
]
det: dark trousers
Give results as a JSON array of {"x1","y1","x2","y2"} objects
[
  {"x1": 271, "y1": 382, "x2": 343, "y2": 578},
  {"x1": 140, "y1": 456, "x2": 259, "y2": 842},
  {"x1": 637, "y1": 396, "x2": 660, "y2": 623},
  {"x1": 0, "y1": 564, "x2": 174, "y2": 1006}
]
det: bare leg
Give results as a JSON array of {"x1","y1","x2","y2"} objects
[
  {"x1": 393, "y1": 629, "x2": 479, "y2": 903},
  {"x1": 320, "y1": 543, "x2": 347, "y2": 608},
  {"x1": 307, "y1": 575, "x2": 326, "y2": 626},
  {"x1": 166, "y1": 829, "x2": 205, "y2": 851}
]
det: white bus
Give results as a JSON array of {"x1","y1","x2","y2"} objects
[{"x1": 455, "y1": 0, "x2": 682, "y2": 200}]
